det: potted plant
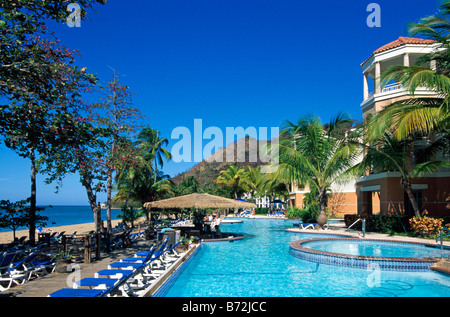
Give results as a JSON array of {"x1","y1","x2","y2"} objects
[
  {"x1": 176, "y1": 236, "x2": 193, "y2": 252},
  {"x1": 54, "y1": 251, "x2": 73, "y2": 273}
]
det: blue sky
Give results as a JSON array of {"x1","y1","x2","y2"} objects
[{"x1": 0, "y1": 0, "x2": 440, "y2": 205}]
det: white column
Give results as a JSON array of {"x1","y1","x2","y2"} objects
[
  {"x1": 375, "y1": 62, "x2": 381, "y2": 94},
  {"x1": 403, "y1": 53, "x2": 410, "y2": 67},
  {"x1": 363, "y1": 73, "x2": 369, "y2": 100},
  {"x1": 430, "y1": 59, "x2": 436, "y2": 71}
]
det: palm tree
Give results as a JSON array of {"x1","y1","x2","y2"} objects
[
  {"x1": 368, "y1": 0, "x2": 450, "y2": 141},
  {"x1": 138, "y1": 126, "x2": 172, "y2": 183},
  {"x1": 243, "y1": 166, "x2": 267, "y2": 202},
  {"x1": 215, "y1": 164, "x2": 247, "y2": 199},
  {"x1": 362, "y1": 1, "x2": 450, "y2": 217},
  {"x1": 114, "y1": 138, "x2": 152, "y2": 208},
  {"x1": 263, "y1": 171, "x2": 289, "y2": 210},
  {"x1": 275, "y1": 113, "x2": 361, "y2": 228},
  {"x1": 352, "y1": 131, "x2": 450, "y2": 217}
]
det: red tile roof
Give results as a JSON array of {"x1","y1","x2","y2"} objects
[{"x1": 361, "y1": 37, "x2": 436, "y2": 66}]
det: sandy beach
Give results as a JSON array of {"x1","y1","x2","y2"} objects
[{"x1": 0, "y1": 219, "x2": 143, "y2": 244}]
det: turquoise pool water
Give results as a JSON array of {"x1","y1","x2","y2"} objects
[
  {"x1": 162, "y1": 218, "x2": 450, "y2": 297},
  {"x1": 302, "y1": 239, "x2": 450, "y2": 258}
]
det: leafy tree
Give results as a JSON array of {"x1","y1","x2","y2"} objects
[
  {"x1": 0, "y1": 0, "x2": 106, "y2": 105},
  {"x1": 93, "y1": 72, "x2": 142, "y2": 233},
  {"x1": 0, "y1": 0, "x2": 106, "y2": 243},
  {"x1": 0, "y1": 38, "x2": 96, "y2": 243},
  {"x1": 37, "y1": 112, "x2": 111, "y2": 232},
  {"x1": 0, "y1": 198, "x2": 48, "y2": 241}
]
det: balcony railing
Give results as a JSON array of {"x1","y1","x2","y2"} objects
[
  {"x1": 381, "y1": 82, "x2": 402, "y2": 93},
  {"x1": 366, "y1": 82, "x2": 402, "y2": 99}
]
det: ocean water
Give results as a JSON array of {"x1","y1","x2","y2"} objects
[{"x1": 0, "y1": 205, "x2": 123, "y2": 233}]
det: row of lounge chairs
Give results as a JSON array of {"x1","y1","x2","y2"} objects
[
  {"x1": 0, "y1": 249, "x2": 56, "y2": 291},
  {"x1": 267, "y1": 210, "x2": 285, "y2": 218},
  {"x1": 48, "y1": 236, "x2": 186, "y2": 297},
  {"x1": 234, "y1": 210, "x2": 252, "y2": 217}
]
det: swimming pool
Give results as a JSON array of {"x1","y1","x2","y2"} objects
[
  {"x1": 159, "y1": 218, "x2": 450, "y2": 297},
  {"x1": 301, "y1": 239, "x2": 450, "y2": 258}
]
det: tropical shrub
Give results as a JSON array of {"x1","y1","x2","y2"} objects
[
  {"x1": 344, "y1": 214, "x2": 412, "y2": 233},
  {"x1": 285, "y1": 207, "x2": 302, "y2": 219},
  {"x1": 255, "y1": 207, "x2": 269, "y2": 215},
  {"x1": 409, "y1": 216, "x2": 444, "y2": 237},
  {"x1": 117, "y1": 205, "x2": 144, "y2": 228}
]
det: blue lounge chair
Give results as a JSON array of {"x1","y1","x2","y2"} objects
[
  {"x1": 107, "y1": 240, "x2": 164, "y2": 270},
  {"x1": 108, "y1": 242, "x2": 160, "y2": 270},
  {"x1": 48, "y1": 288, "x2": 106, "y2": 297},
  {"x1": 133, "y1": 237, "x2": 169, "y2": 258},
  {"x1": 11, "y1": 252, "x2": 56, "y2": 281},
  {"x1": 95, "y1": 269, "x2": 134, "y2": 279},
  {"x1": 0, "y1": 251, "x2": 28, "y2": 291},
  {"x1": 74, "y1": 277, "x2": 120, "y2": 290},
  {"x1": 158, "y1": 238, "x2": 185, "y2": 263}
]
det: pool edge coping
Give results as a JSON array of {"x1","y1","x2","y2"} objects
[{"x1": 289, "y1": 238, "x2": 441, "y2": 265}]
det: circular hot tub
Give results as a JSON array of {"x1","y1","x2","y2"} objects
[{"x1": 289, "y1": 238, "x2": 449, "y2": 272}]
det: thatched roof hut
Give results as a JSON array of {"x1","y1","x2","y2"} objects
[{"x1": 143, "y1": 193, "x2": 256, "y2": 210}]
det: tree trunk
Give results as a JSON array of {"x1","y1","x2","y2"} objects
[
  {"x1": 29, "y1": 146, "x2": 36, "y2": 245},
  {"x1": 125, "y1": 177, "x2": 134, "y2": 208},
  {"x1": 106, "y1": 169, "x2": 113, "y2": 234},
  {"x1": 316, "y1": 190, "x2": 328, "y2": 229},
  {"x1": 80, "y1": 170, "x2": 99, "y2": 227},
  {"x1": 402, "y1": 137, "x2": 421, "y2": 217},
  {"x1": 154, "y1": 159, "x2": 158, "y2": 184},
  {"x1": 401, "y1": 177, "x2": 421, "y2": 217}
]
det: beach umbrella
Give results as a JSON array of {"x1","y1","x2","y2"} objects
[{"x1": 143, "y1": 193, "x2": 256, "y2": 210}]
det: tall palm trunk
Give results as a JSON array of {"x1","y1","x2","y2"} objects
[
  {"x1": 403, "y1": 137, "x2": 421, "y2": 217},
  {"x1": 401, "y1": 177, "x2": 421, "y2": 217}
]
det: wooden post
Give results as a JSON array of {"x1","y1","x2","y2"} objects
[
  {"x1": 61, "y1": 235, "x2": 67, "y2": 254},
  {"x1": 95, "y1": 233, "x2": 101, "y2": 261},
  {"x1": 84, "y1": 235, "x2": 91, "y2": 264}
]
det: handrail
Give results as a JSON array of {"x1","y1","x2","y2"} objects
[
  {"x1": 347, "y1": 218, "x2": 366, "y2": 238},
  {"x1": 347, "y1": 218, "x2": 361, "y2": 230},
  {"x1": 436, "y1": 227, "x2": 450, "y2": 251}
]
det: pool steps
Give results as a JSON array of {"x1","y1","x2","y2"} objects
[{"x1": 431, "y1": 259, "x2": 450, "y2": 276}]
